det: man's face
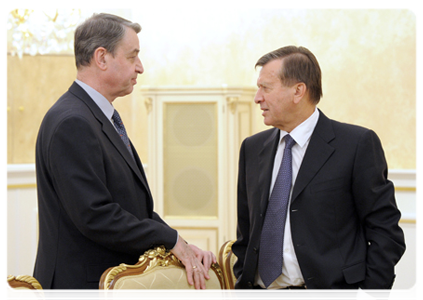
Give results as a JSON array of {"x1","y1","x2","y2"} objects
[
  {"x1": 105, "y1": 27, "x2": 144, "y2": 100},
  {"x1": 254, "y1": 59, "x2": 296, "y2": 131}
]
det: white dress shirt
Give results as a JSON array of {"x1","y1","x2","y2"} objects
[
  {"x1": 256, "y1": 108, "x2": 319, "y2": 290},
  {"x1": 256, "y1": 107, "x2": 320, "y2": 289},
  {"x1": 74, "y1": 79, "x2": 115, "y2": 126}
]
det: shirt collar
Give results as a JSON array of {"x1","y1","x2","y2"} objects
[
  {"x1": 278, "y1": 107, "x2": 319, "y2": 148},
  {"x1": 75, "y1": 79, "x2": 115, "y2": 121}
]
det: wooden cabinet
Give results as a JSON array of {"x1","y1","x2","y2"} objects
[{"x1": 142, "y1": 86, "x2": 257, "y2": 253}]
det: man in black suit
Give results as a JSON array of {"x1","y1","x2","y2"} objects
[
  {"x1": 232, "y1": 46, "x2": 405, "y2": 289},
  {"x1": 33, "y1": 13, "x2": 215, "y2": 289}
]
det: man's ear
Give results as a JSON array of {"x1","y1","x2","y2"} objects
[
  {"x1": 93, "y1": 47, "x2": 108, "y2": 71},
  {"x1": 293, "y1": 82, "x2": 307, "y2": 104}
]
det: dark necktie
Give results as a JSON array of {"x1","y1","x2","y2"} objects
[
  {"x1": 258, "y1": 134, "x2": 296, "y2": 288},
  {"x1": 112, "y1": 109, "x2": 134, "y2": 160}
]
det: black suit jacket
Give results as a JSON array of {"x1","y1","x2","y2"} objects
[
  {"x1": 232, "y1": 110, "x2": 405, "y2": 289},
  {"x1": 33, "y1": 82, "x2": 177, "y2": 289}
]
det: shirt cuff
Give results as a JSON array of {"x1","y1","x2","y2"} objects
[{"x1": 170, "y1": 232, "x2": 179, "y2": 250}]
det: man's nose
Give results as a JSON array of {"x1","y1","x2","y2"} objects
[
  {"x1": 136, "y1": 57, "x2": 144, "y2": 74},
  {"x1": 254, "y1": 90, "x2": 263, "y2": 104}
]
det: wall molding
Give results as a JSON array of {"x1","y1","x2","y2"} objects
[
  {"x1": 388, "y1": 169, "x2": 416, "y2": 189},
  {"x1": 7, "y1": 164, "x2": 416, "y2": 188},
  {"x1": 7, "y1": 164, "x2": 36, "y2": 186},
  {"x1": 388, "y1": 169, "x2": 416, "y2": 222},
  {"x1": 6, "y1": 163, "x2": 148, "y2": 188},
  {"x1": 7, "y1": 164, "x2": 416, "y2": 223}
]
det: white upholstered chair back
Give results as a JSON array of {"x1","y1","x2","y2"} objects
[{"x1": 99, "y1": 247, "x2": 225, "y2": 300}]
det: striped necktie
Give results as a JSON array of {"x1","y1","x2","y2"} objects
[{"x1": 112, "y1": 109, "x2": 134, "y2": 160}]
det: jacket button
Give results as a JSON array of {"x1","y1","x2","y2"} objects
[{"x1": 253, "y1": 247, "x2": 258, "y2": 254}]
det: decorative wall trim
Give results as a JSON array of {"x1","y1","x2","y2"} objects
[
  {"x1": 7, "y1": 164, "x2": 415, "y2": 223},
  {"x1": 7, "y1": 164, "x2": 36, "y2": 186},
  {"x1": 7, "y1": 183, "x2": 37, "y2": 189},
  {"x1": 389, "y1": 169, "x2": 416, "y2": 189},
  {"x1": 8, "y1": 165, "x2": 415, "y2": 187},
  {"x1": 7, "y1": 163, "x2": 148, "y2": 188},
  {"x1": 388, "y1": 169, "x2": 416, "y2": 222}
]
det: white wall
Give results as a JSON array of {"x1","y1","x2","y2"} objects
[
  {"x1": 6, "y1": 164, "x2": 416, "y2": 289},
  {"x1": 7, "y1": 164, "x2": 38, "y2": 277}
]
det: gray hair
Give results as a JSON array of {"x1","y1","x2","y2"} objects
[{"x1": 74, "y1": 13, "x2": 141, "y2": 69}]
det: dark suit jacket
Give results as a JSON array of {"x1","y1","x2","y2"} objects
[
  {"x1": 33, "y1": 82, "x2": 177, "y2": 289},
  {"x1": 232, "y1": 110, "x2": 405, "y2": 289}
]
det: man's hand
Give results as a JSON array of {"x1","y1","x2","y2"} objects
[{"x1": 170, "y1": 237, "x2": 217, "y2": 289}]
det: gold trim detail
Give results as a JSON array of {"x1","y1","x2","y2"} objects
[
  {"x1": 144, "y1": 97, "x2": 153, "y2": 115},
  {"x1": 212, "y1": 262, "x2": 224, "y2": 285},
  {"x1": 221, "y1": 241, "x2": 234, "y2": 261},
  {"x1": 395, "y1": 187, "x2": 416, "y2": 192},
  {"x1": 103, "y1": 265, "x2": 128, "y2": 289},
  {"x1": 7, "y1": 275, "x2": 42, "y2": 290},
  {"x1": 399, "y1": 219, "x2": 416, "y2": 224},
  {"x1": 7, "y1": 184, "x2": 37, "y2": 189},
  {"x1": 226, "y1": 96, "x2": 239, "y2": 114},
  {"x1": 139, "y1": 246, "x2": 185, "y2": 272},
  {"x1": 218, "y1": 240, "x2": 236, "y2": 289}
]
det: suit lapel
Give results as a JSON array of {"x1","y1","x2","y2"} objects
[
  {"x1": 100, "y1": 120, "x2": 146, "y2": 180},
  {"x1": 291, "y1": 110, "x2": 335, "y2": 202},
  {"x1": 258, "y1": 128, "x2": 280, "y2": 213},
  {"x1": 68, "y1": 82, "x2": 151, "y2": 193}
]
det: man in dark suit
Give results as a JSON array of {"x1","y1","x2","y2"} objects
[
  {"x1": 34, "y1": 13, "x2": 215, "y2": 289},
  {"x1": 232, "y1": 46, "x2": 405, "y2": 289}
]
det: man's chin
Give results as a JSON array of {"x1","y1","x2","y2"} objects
[
  {"x1": 118, "y1": 87, "x2": 135, "y2": 98},
  {"x1": 263, "y1": 118, "x2": 273, "y2": 127}
]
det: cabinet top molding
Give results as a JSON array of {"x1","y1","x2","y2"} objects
[{"x1": 139, "y1": 85, "x2": 257, "y2": 95}]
